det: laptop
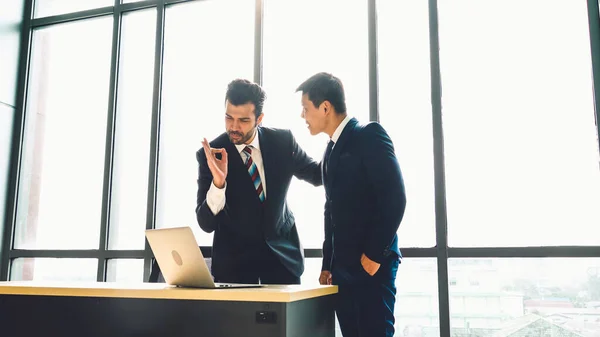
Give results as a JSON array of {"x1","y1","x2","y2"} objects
[{"x1": 145, "y1": 227, "x2": 263, "y2": 289}]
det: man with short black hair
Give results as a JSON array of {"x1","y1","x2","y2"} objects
[{"x1": 298, "y1": 72, "x2": 407, "y2": 336}]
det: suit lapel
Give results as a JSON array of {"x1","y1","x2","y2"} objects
[
  {"x1": 257, "y1": 127, "x2": 274, "y2": 205},
  {"x1": 257, "y1": 127, "x2": 276, "y2": 225},
  {"x1": 225, "y1": 139, "x2": 255, "y2": 193},
  {"x1": 326, "y1": 118, "x2": 358, "y2": 189},
  {"x1": 321, "y1": 146, "x2": 327, "y2": 188},
  {"x1": 225, "y1": 139, "x2": 243, "y2": 166}
]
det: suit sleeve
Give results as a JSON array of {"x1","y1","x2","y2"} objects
[
  {"x1": 322, "y1": 200, "x2": 333, "y2": 271},
  {"x1": 289, "y1": 130, "x2": 322, "y2": 186},
  {"x1": 195, "y1": 150, "x2": 227, "y2": 233},
  {"x1": 361, "y1": 123, "x2": 407, "y2": 264}
]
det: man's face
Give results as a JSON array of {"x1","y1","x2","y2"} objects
[
  {"x1": 225, "y1": 100, "x2": 263, "y2": 145},
  {"x1": 300, "y1": 94, "x2": 326, "y2": 136}
]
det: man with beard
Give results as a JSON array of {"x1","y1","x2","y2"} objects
[{"x1": 196, "y1": 79, "x2": 322, "y2": 284}]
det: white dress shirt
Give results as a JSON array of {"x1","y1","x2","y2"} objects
[
  {"x1": 206, "y1": 133, "x2": 266, "y2": 215},
  {"x1": 331, "y1": 114, "x2": 352, "y2": 146}
]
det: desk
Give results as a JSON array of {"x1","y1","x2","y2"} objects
[{"x1": 0, "y1": 281, "x2": 338, "y2": 337}]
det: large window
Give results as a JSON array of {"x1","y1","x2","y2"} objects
[
  {"x1": 448, "y1": 258, "x2": 600, "y2": 335},
  {"x1": 155, "y1": 0, "x2": 255, "y2": 246},
  {"x1": 262, "y1": 0, "x2": 370, "y2": 248},
  {"x1": 4, "y1": 1, "x2": 600, "y2": 336},
  {"x1": 15, "y1": 16, "x2": 113, "y2": 250},
  {"x1": 109, "y1": 8, "x2": 157, "y2": 250},
  {"x1": 439, "y1": 0, "x2": 600, "y2": 247},
  {"x1": 377, "y1": 0, "x2": 436, "y2": 248}
]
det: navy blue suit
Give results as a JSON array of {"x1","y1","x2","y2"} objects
[
  {"x1": 196, "y1": 127, "x2": 322, "y2": 284},
  {"x1": 322, "y1": 117, "x2": 406, "y2": 337}
]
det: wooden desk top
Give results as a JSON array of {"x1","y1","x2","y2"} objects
[{"x1": 0, "y1": 281, "x2": 337, "y2": 303}]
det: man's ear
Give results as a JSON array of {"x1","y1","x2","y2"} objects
[
  {"x1": 322, "y1": 101, "x2": 331, "y2": 115},
  {"x1": 256, "y1": 113, "x2": 264, "y2": 125}
]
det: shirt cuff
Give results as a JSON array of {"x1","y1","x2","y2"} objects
[{"x1": 206, "y1": 181, "x2": 226, "y2": 215}]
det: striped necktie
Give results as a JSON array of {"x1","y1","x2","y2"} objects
[{"x1": 242, "y1": 146, "x2": 265, "y2": 202}]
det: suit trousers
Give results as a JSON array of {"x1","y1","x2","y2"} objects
[{"x1": 332, "y1": 255, "x2": 400, "y2": 337}]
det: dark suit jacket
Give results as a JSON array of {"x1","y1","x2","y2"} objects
[
  {"x1": 322, "y1": 117, "x2": 406, "y2": 272},
  {"x1": 196, "y1": 127, "x2": 322, "y2": 279}
]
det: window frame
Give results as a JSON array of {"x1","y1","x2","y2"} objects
[{"x1": 3, "y1": 1, "x2": 600, "y2": 337}]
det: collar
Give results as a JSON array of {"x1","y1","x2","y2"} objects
[
  {"x1": 331, "y1": 114, "x2": 351, "y2": 144},
  {"x1": 235, "y1": 129, "x2": 261, "y2": 154}
]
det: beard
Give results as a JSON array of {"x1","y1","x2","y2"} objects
[{"x1": 227, "y1": 128, "x2": 256, "y2": 145}]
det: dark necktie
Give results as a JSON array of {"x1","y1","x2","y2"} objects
[
  {"x1": 242, "y1": 146, "x2": 265, "y2": 202},
  {"x1": 324, "y1": 140, "x2": 334, "y2": 178}
]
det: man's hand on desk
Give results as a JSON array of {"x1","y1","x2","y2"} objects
[
  {"x1": 202, "y1": 137, "x2": 228, "y2": 188},
  {"x1": 319, "y1": 271, "x2": 332, "y2": 285}
]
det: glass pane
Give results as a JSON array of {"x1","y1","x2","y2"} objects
[
  {"x1": 449, "y1": 258, "x2": 600, "y2": 336},
  {"x1": 34, "y1": 0, "x2": 114, "y2": 18},
  {"x1": 108, "y1": 9, "x2": 156, "y2": 250},
  {"x1": 0, "y1": 104, "x2": 14, "y2": 239},
  {"x1": 14, "y1": 17, "x2": 113, "y2": 249},
  {"x1": 377, "y1": 0, "x2": 435, "y2": 248},
  {"x1": 156, "y1": 0, "x2": 254, "y2": 245},
  {"x1": 106, "y1": 259, "x2": 144, "y2": 282},
  {"x1": 396, "y1": 259, "x2": 440, "y2": 337},
  {"x1": 262, "y1": 0, "x2": 369, "y2": 249},
  {"x1": 439, "y1": 0, "x2": 600, "y2": 246},
  {"x1": 0, "y1": 0, "x2": 24, "y2": 105},
  {"x1": 10, "y1": 258, "x2": 98, "y2": 281},
  {"x1": 303, "y1": 258, "x2": 440, "y2": 337}
]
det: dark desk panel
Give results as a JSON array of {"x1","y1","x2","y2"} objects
[{"x1": 0, "y1": 282, "x2": 337, "y2": 337}]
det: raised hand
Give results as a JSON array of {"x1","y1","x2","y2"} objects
[{"x1": 202, "y1": 138, "x2": 228, "y2": 188}]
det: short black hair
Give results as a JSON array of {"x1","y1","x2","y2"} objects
[
  {"x1": 295, "y1": 72, "x2": 346, "y2": 114},
  {"x1": 225, "y1": 79, "x2": 266, "y2": 118}
]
